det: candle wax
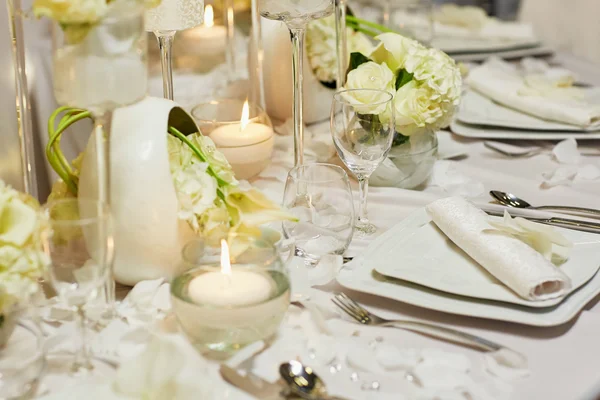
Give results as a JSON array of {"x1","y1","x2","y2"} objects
[
  {"x1": 210, "y1": 122, "x2": 273, "y2": 147},
  {"x1": 188, "y1": 270, "x2": 273, "y2": 307},
  {"x1": 181, "y1": 25, "x2": 227, "y2": 54}
]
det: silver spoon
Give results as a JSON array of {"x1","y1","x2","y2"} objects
[
  {"x1": 490, "y1": 191, "x2": 600, "y2": 216},
  {"x1": 279, "y1": 361, "x2": 349, "y2": 400}
]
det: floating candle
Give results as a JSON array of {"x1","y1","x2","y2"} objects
[
  {"x1": 179, "y1": 5, "x2": 227, "y2": 55},
  {"x1": 187, "y1": 239, "x2": 273, "y2": 307}
]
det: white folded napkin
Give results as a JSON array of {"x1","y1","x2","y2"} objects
[
  {"x1": 426, "y1": 197, "x2": 572, "y2": 301},
  {"x1": 468, "y1": 60, "x2": 600, "y2": 128},
  {"x1": 433, "y1": 5, "x2": 535, "y2": 42}
]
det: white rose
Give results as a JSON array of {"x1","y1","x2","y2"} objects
[
  {"x1": 33, "y1": 0, "x2": 108, "y2": 24},
  {"x1": 343, "y1": 62, "x2": 395, "y2": 114}
]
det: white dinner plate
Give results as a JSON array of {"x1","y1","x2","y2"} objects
[
  {"x1": 433, "y1": 37, "x2": 541, "y2": 55},
  {"x1": 369, "y1": 208, "x2": 600, "y2": 308},
  {"x1": 457, "y1": 91, "x2": 600, "y2": 132},
  {"x1": 337, "y1": 209, "x2": 600, "y2": 327},
  {"x1": 450, "y1": 120, "x2": 600, "y2": 140},
  {"x1": 450, "y1": 45, "x2": 554, "y2": 63}
]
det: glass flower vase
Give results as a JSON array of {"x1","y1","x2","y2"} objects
[{"x1": 370, "y1": 130, "x2": 438, "y2": 189}]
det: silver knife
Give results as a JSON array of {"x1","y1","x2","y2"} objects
[
  {"x1": 219, "y1": 365, "x2": 285, "y2": 399},
  {"x1": 485, "y1": 210, "x2": 600, "y2": 233}
]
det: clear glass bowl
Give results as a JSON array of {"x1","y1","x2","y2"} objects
[
  {"x1": 370, "y1": 130, "x2": 438, "y2": 189},
  {"x1": 191, "y1": 99, "x2": 275, "y2": 180},
  {"x1": 171, "y1": 234, "x2": 290, "y2": 359},
  {"x1": 0, "y1": 318, "x2": 45, "y2": 399}
]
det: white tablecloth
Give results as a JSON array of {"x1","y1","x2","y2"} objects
[{"x1": 27, "y1": 35, "x2": 600, "y2": 400}]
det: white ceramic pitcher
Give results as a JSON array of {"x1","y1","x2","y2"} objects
[{"x1": 79, "y1": 97, "x2": 197, "y2": 285}]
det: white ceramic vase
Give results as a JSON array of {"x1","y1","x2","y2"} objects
[
  {"x1": 250, "y1": 19, "x2": 335, "y2": 124},
  {"x1": 78, "y1": 97, "x2": 197, "y2": 285}
]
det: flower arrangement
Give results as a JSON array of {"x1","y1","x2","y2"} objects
[
  {"x1": 0, "y1": 181, "x2": 47, "y2": 317},
  {"x1": 342, "y1": 32, "x2": 462, "y2": 144},
  {"x1": 46, "y1": 107, "x2": 296, "y2": 242},
  {"x1": 33, "y1": 0, "x2": 159, "y2": 42}
]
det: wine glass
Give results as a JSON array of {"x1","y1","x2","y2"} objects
[
  {"x1": 41, "y1": 198, "x2": 114, "y2": 374},
  {"x1": 145, "y1": 0, "x2": 204, "y2": 100},
  {"x1": 387, "y1": 0, "x2": 434, "y2": 45},
  {"x1": 283, "y1": 163, "x2": 354, "y2": 265},
  {"x1": 52, "y1": 1, "x2": 146, "y2": 313},
  {"x1": 330, "y1": 89, "x2": 395, "y2": 236},
  {"x1": 335, "y1": 0, "x2": 348, "y2": 88},
  {"x1": 258, "y1": 0, "x2": 334, "y2": 167}
]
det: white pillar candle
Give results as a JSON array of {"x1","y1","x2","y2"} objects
[{"x1": 188, "y1": 270, "x2": 273, "y2": 307}]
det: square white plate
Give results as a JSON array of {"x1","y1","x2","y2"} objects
[
  {"x1": 457, "y1": 91, "x2": 600, "y2": 132},
  {"x1": 370, "y1": 208, "x2": 600, "y2": 308},
  {"x1": 433, "y1": 37, "x2": 541, "y2": 55},
  {"x1": 450, "y1": 120, "x2": 600, "y2": 141},
  {"x1": 337, "y1": 209, "x2": 600, "y2": 327},
  {"x1": 450, "y1": 45, "x2": 554, "y2": 63}
]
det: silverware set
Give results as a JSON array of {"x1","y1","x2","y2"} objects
[{"x1": 484, "y1": 141, "x2": 600, "y2": 158}]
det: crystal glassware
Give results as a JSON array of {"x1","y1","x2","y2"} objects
[
  {"x1": 145, "y1": 0, "x2": 204, "y2": 100},
  {"x1": 171, "y1": 234, "x2": 291, "y2": 358},
  {"x1": 283, "y1": 163, "x2": 354, "y2": 264},
  {"x1": 192, "y1": 98, "x2": 274, "y2": 179},
  {"x1": 330, "y1": 89, "x2": 395, "y2": 235},
  {"x1": 258, "y1": 0, "x2": 334, "y2": 166},
  {"x1": 52, "y1": 0, "x2": 146, "y2": 315},
  {"x1": 41, "y1": 198, "x2": 114, "y2": 374},
  {"x1": 335, "y1": 0, "x2": 347, "y2": 88}
]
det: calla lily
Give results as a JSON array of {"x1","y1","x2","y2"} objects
[{"x1": 225, "y1": 186, "x2": 298, "y2": 228}]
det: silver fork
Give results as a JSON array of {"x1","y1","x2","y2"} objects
[
  {"x1": 332, "y1": 293, "x2": 506, "y2": 352},
  {"x1": 484, "y1": 141, "x2": 600, "y2": 158}
]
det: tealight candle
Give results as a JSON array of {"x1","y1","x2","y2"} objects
[{"x1": 208, "y1": 100, "x2": 274, "y2": 179}]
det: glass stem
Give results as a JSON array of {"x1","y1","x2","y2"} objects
[
  {"x1": 224, "y1": 0, "x2": 236, "y2": 82},
  {"x1": 382, "y1": 0, "x2": 391, "y2": 26},
  {"x1": 93, "y1": 113, "x2": 109, "y2": 205},
  {"x1": 73, "y1": 306, "x2": 92, "y2": 371},
  {"x1": 289, "y1": 26, "x2": 306, "y2": 167},
  {"x1": 335, "y1": 0, "x2": 348, "y2": 88},
  {"x1": 156, "y1": 31, "x2": 176, "y2": 100},
  {"x1": 357, "y1": 176, "x2": 370, "y2": 225}
]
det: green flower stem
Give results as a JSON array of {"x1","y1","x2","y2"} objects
[
  {"x1": 346, "y1": 15, "x2": 395, "y2": 34},
  {"x1": 46, "y1": 107, "x2": 91, "y2": 195},
  {"x1": 167, "y1": 127, "x2": 228, "y2": 202},
  {"x1": 346, "y1": 22, "x2": 381, "y2": 38}
]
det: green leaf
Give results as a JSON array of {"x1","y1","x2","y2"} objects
[
  {"x1": 395, "y1": 69, "x2": 414, "y2": 90},
  {"x1": 392, "y1": 132, "x2": 410, "y2": 146},
  {"x1": 347, "y1": 52, "x2": 372, "y2": 75}
]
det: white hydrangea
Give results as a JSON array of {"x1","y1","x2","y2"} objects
[
  {"x1": 307, "y1": 15, "x2": 374, "y2": 84},
  {"x1": 347, "y1": 32, "x2": 462, "y2": 136},
  {"x1": 0, "y1": 181, "x2": 46, "y2": 313}
]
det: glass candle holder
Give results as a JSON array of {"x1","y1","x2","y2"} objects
[
  {"x1": 171, "y1": 234, "x2": 290, "y2": 358},
  {"x1": 192, "y1": 99, "x2": 274, "y2": 180}
]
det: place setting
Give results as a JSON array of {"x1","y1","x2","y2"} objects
[{"x1": 4, "y1": 0, "x2": 600, "y2": 399}]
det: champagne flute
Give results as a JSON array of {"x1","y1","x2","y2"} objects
[
  {"x1": 259, "y1": 0, "x2": 334, "y2": 167},
  {"x1": 41, "y1": 198, "x2": 114, "y2": 374},
  {"x1": 145, "y1": 0, "x2": 204, "y2": 100},
  {"x1": 330, "y1": 89, "x2": 395, "y2": 236},
  {"x1": 335, "y1": 0, "x2": 347, "y2": 88}
]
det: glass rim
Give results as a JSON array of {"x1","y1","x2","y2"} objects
[
  {"x1": 287, "y1": 163, "x2": 350, "y2": 183},
  {"x1": 191, "y1": 99, "x2": 267, "y2": 125},
  {"x1": 333, "y1": 89, "x2": 394, "y2": 107},
  {"x1": 43, "y1": 198, "x2": 111, "y2": 226},
  {"x1": 181, "y1": 232, "x2": 280, "y2": 267}
]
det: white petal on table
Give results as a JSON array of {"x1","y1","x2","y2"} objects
[
  {"x1": 426, "y1": 197, "x2": 572, "y2": 301},
  {"x1": 552, "y1": 138, "x2": 581, "y2": 164}
]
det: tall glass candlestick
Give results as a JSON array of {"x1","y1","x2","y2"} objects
[
  {"x1": 250, "y1": 0, "x2": 265, "y2": 110},
  {"x1": 259, "y1": 0, "x2": 334, "y2": 167},
  {"x1": 224, "y1": 0, "x2": 236, "y2": 82},
  {"x1": 334, "y1": 0, "x2": 347, "y2": 88},
  {"x1": 145, "y1": 0, "x2": 204, "y2": 99},
  {"x1": 6, "y1": 0, "x2": 37, "y2": 198}
]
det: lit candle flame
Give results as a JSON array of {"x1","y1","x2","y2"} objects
[
  {"x1": 240, "y1": 99, "x2": 250, "y2": 131},
  {"x1": 204, "y1": 5, "x2": 214, "y2": 28},
  {"x1": 220, "y1": 239, "x2": 232, "y2": 276}
]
